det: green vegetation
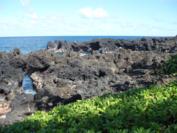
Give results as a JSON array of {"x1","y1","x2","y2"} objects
[
  {"x1": 161, "y1": 55, "x2": 177, "y2": 75},
  {"x1": 1, "y1": 81, "x2": 177, "y2": 133}
]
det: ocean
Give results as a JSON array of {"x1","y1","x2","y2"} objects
[{"x1": 0, "y1": 36, "x2": 143, "y2": 54}]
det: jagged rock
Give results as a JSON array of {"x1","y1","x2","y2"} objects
[
  {"x1": 2, "y1": 94, "x2": 36, "y2": 125},
  {"x1": 111, "y1": 81, "x2": 134, "y2": 92},
  {"x1": 25, "y1": 55, "x2": 50, "y2": 73},
  {"x1": 12, "y1": 48, "x2": 21, "y2": 56},
  {"x1": 47, "y1": 41, "x2": 58, "y2": 50},
  {"x1": 0, "y1": 60, "x2": 23, "y2": 101},
  {"x1": 9, "y1": 57, "x2": 25, "y2": 68},
  {"x1": 1, "y1": 36, "x2": 177, "y2": 125},
  {"x1": 46, "y1": 36, "x2": 177, "y2": 53}
]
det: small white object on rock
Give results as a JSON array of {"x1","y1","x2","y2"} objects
[{"x1": 0, "y1": 115, "x2": 6, "y2": 119}]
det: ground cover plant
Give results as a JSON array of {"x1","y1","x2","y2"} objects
[{"x1": 161, "y1": 54, "x2": 177, "y2": 75}]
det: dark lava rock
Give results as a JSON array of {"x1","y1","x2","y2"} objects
[
  {"x1": 0, "y1": 60, "x2": 23, "y2": 100},
  {"x1": 47, "y1": 41, "x2": 58, "y2": 50},
  {"x1": 25, "y1": 55, "x2": 50, "y2": 73},
  {"x1": 12, "y1": 48, "x2": 21, "y2": 56},
  {"x1": 89, "y1": 41, "x2": 101, "y2": 50},
  {"x1": 35, "y1": 93, "x2": 82, "y2": 111},
  {"x1": 111, "y1": 81, "x2": 131, "y2": 91},
  {"x1": 1, "y1": 36, "x2": 177, "y2": 125}
]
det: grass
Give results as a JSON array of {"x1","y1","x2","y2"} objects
[{"x1": 1, "y1": 81, "x2": 177, "y2": 133}]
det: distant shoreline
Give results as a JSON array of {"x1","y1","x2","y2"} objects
[{"x1": 0, "y1": 36, "x2": 176, "y2": 54}]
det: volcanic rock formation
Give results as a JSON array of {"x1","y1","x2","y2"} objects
[{"x1": 0, "y1": 36, "x2": 177, "y2": 125}]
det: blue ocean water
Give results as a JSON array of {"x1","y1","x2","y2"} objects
[
  {"x1": 22, "y1": 74, "x2": 36, "y2": 95},
  {"x1": 0, "y1": 36, "x2": 142, "y2": 54}
]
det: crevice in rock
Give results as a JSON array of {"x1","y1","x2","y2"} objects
[{"x1": 22, "y1": 73, "x2": 37, "y2": 95}]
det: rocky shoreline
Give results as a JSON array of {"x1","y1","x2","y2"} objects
[{"x1": 0, "y1": 36, "x2": 177, "y2": 125}]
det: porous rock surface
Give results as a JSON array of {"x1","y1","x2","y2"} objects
[{"x1": 0, "y1": 36, "x2": 177, "y2": 125}]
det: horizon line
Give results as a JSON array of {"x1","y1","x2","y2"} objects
[{"x1": 0, "y1": 35, "x2": 175, "y2": 38}]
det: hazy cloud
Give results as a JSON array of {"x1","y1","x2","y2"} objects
[
  {"x1": 80, "y1": 7, "x2": 108, "y2": 19},
  {"x1": 27, "y1": 11, "x2": 39, "y2": 24},
  {"x1": 20, "y1": 0, "x2": 31, "y2": 7}
]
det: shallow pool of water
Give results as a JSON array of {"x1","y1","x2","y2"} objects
[{"x1": 22, "y1": 74, "x2": 36, "y2": 95}]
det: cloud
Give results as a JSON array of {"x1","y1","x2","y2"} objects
[
  {"x1": 27, "y1": 11, "x2": 38, "y2": 20},
  {"x1": 80, "y1": 7, "x2": 108, "y2": 19},
  {"x1": 19, "y1": 0, "x2": 38, "y2": 24},
  {"x1": 27, "y1": 11, "x2": 39, "y2": 24},
  {"x1": 20, "y1": 0, "x2": 31, "y2": 7}
]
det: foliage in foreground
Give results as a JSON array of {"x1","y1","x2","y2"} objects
[
  {"x1": 161, "y1": 54, "x2": 177, "y2": 75},
  {"x1": 1, "y1": 81, "x2": 177, "y2": 133}
]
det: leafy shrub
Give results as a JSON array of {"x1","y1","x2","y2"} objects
[
  {"x1": 1, "y1": 81, "x2": 177, "y2": 133},
  {"x1": 161, "y1": 55, "x2": 177, "y2": 75}
]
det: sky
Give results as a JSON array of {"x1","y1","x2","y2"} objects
[{"x1": 0, "y1": 0, "x2": 177, "y2": 36}]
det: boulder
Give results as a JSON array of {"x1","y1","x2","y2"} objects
[
  {"x1": 47, "y1": 41, "x2": 58, "y2": 50},
  {"x1": 25, "y1": 55, "x2": 50, "y2": 73}
]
